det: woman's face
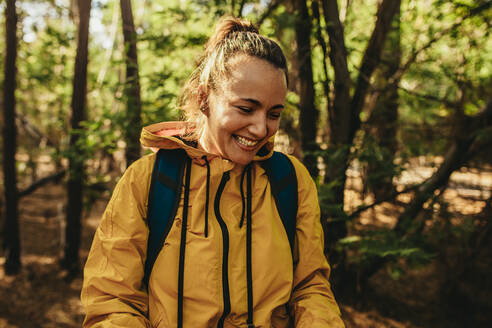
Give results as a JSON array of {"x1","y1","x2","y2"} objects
[{"x1": 199, "y1": 55, "x2": 287, "y2": 165}]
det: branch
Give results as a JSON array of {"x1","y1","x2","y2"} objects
[
  {"x1": 348, "y1": 182, "x2": 422, "y2": 219},
  {"x1": 355, "y1": 96, "x2": 492, "y2": 280},
  {"x1": 349, "y1": 0, "x2": 401, "y2": 139},
  {"x1": 389, "y1": 1, "x2": 492, "y2": 87},
  {"x1": 18, "y1": 170, "x2": 66, "y2": 198},
  {"x1": 399, "y1": 86, "x2": 456, "y2": 108},
  {"x1": 312, "y1": 0, "x2": 333, "y2": 129},
  {"x1": 96, "y1": 3, "x2": 119, "y2": 87},
  {"x1": 394, "y1": 97, "x2": 492, "y2": 234},
  {"x1": 16, "y1": 113, "x2": 57, "y2": 147},
  {"x1": 237, "y1": 0, "x2": 247, "y2": 17},
  {"x1": 323, "y1": 0, "x2": 350, "y2": 87},
  {"x1": 471, "y1": 97, "x2": 492, "y2": 126},
  {"x1": 322, "y1": 0, "x2": 351, "y2": 144},
  {"x1": 256, "y1": 0, "x2": 281, "y2": 28}
]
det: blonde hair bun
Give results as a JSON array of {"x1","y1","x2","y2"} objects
[{"x1": 205, "y1": 16, "x2": 259, "y2": 51}]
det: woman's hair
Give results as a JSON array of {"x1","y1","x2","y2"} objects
[{"x1": 179, "y1": 16, "x2": 288, "y2": 139}]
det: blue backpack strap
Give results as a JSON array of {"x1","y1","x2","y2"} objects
[
  {"x1": 261, "y1": 152, "x2": 298, "y2": 255},
  {"x1": 143, "y1": 148, "x2": 187, "y2": 286}
]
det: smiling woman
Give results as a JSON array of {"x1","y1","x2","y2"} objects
[
  {"x1": 81, "y1": 16, "x2": 344, "y2": 328},
  {"x1": 200, "y1": 55, "x2": 287, "y2": 165}
]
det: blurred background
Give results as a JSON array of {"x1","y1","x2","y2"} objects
[{"x1": 1, "y1": 0, "x2": 491, "y2": 327}]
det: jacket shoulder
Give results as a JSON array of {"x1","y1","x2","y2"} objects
[
  {"x1": 125, "y1": 152, "x2": 156, "y2": 175},
  {"x1": 281, "y1": 153, "x2": 315, "y2": 189},
  {"x1": 116, "y1": 152, "x2": 156, "y2": 185},
  {"x1": 110, "y1": 152, "x2": 157, "y2": 216}
]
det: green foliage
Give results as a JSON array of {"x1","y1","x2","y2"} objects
[
  {"x1": 4, "y1": 0, "x2": 491, "y2": 288},
  {"x1": 318, "y1": 182, "x2": 348, "y2": 222},
  {"x1": 398, "y1": 0, "x2": 492, "y2": 157},
  {"x1": 338, "y1": 229, "x2": 435, "y2": 278}
]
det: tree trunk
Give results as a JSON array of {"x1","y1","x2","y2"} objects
[
  {"x1": 365, "y1": 4, "x2": 401, "y2": 200},
  {"x1": 322, "y1": 0, "x2": 400, "y2": 229},
  {"x1": 351, "y1": 98, "x2": 492, "y2": 293},
  {"x1": 321, "y1": 0, "x2": 352, "y2": 252},
  {"x1": 312, "y1": 0, "x2": 332, "y2": 139},
  {"x1": 62, "y1": 0, "x2": 91, "y2": 275},
  {"x1": 120, "y1": 0, "x2": 142, "y2": 167},
  {"x1": 293, "y1": 0, "x2": 319, "y2": 177},
  {"x1": 2, "y1": 0, "x2": 21, "y2": 275},
  {"x1": 320, "y1": 0, "x2": 401, "y2": 294},
  {"x1": 396, "y1": 97, "x2": 492, "y2": 234},
  {"x1": 322, "y1": 0, "x2": 351, "y2": 152}
]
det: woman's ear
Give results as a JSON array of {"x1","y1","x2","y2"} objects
[{"x1": 198, "y1": 85, "x2": 210, "y2": 116}]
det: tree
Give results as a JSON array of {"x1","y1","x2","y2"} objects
[
  {"x1": 320, "y1": 1, "x2": 492, "y2": 299},
  {"x1": 395, "y1": 97, "x2": 492, "y2": 235},
  {"x1": 61, "y1": 0, "x2": 92, "y2": 275},
  {"x1": 120, "y1": 0, "x2": 142, "y2": 167},
  {"x1": 293, "y1": 0, "x2": 319, "y2": 177},
  {"x1": 364, "y1": 4, "x2": 401, "y2": 201},
  {"x1": 322, "y1": 0, "x2": 401, "y2": 254},
  {"x1": 2, "y1": 0, "x2": 21, "y2": 275}
]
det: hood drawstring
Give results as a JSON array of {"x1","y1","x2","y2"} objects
[
  {"x1": 177, "y1": 158, "x2": 192, "y2": 328},
  {"x1": 245, "y1": 165, "x2": 255, "y2": 328},
  {"x1": 179, "y1": 160, "x2": 255, "y2": 327},
  {"x1": 202, "y1": 156, "x2": 211, "y2": 238},
  {"x1": 239, "y1": 167, "x2": 247, "y2": 228}
]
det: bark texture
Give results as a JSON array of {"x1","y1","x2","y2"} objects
[
  {"x1": 320, "y1": 0, "x2": 401, "y2": 294},
  {"x1": 293, "y1": 0, "x2": 319, "y2": 177},
  {"x1": 62, "y1": 0, "x2": 92, "y2": 274},
  {"x1": 396, "y1": 98, "x2": 492, "y2": 233},
  {"x1": 2, "y1": 0, "x2": 21, "y2": 275},
  {"x1": 120, "y1": 0, "x2": 142, "y2": 167},
  {"x1": 322, "y1": 0, "x2": 401, "y2": 235},
  {"x1": 365, "y1": 4, "x2": 401, "y2": 200}
]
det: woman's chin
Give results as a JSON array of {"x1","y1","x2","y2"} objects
[
  {"x1": 227, "y1": 150, "x2": 256, "y2": 165},
  {"x1": 228, "y1": 154, "x2": 255, "y2": 166}
]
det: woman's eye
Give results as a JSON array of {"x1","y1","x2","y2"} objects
[
  {"x1": 268, "y1": 112, "x2": 281, "y2": 119},
  {"x1": 237, "y1": 106, "x2": 252, "y2": 113}
]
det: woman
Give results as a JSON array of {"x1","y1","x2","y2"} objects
[{"x1": 81, "y1": 16, "x2": 344, "y2": 328}]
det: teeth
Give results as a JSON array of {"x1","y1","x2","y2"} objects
[{"x1": 235, "y1": 135, "x2": 259, "y2": 147}]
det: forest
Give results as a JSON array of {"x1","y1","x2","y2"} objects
[{"x1": 1, "y1": 0, "x2": 491, "y2": 327}]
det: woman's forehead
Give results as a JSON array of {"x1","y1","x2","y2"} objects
[{"x1": 218, "y1": 55, "x2": 287, "y2": 98}]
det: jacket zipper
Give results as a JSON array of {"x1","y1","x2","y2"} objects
[{"x1": 215, "y1": 171, "x2": 231, "y2": 328}]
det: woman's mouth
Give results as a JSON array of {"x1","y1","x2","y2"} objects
[{"x1": 234, "y1": 135, "x2": 260, "y2": 148}]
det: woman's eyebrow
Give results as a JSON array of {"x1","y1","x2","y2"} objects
[
  {"x1": 240, "y1": 98, "x2": 284, "y2": 109},
  {"x1": 240, "y1": 98, "x2": 262, "y2": 106}
]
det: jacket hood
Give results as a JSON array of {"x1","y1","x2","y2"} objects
[{"x1": 140, "y1": 121, "x2": 275, "y2": 163}]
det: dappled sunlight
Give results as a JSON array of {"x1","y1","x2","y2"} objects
[
  {"x1": 0, "y1": 318, "x2": 20, "y2": 328},
  {"x1": 45, "y1": 297, "x2": 84, "y2": 326},
  {"x1": 22, "y1": 255, "x2": 57, "y2": 265},
  {"x1": 341, "y1": 305, "x2": 411, "y2": 328},
  {"x1": 2, "y1": 0, "x2": 491, "y2": 326},
  {"x1": 345, "y1": 157, "x2": 491, "y2": 229}
]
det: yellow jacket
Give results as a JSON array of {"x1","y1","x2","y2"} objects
[{"x1": 81, "y1": 122, "x2": 344, "y2": 328}]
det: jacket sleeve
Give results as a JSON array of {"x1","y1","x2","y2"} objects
[
  {"x1": 81, "y1": 154, "x2": 155, "y2": 328},
  {"x1": 288, "y1": 157, "x2": 345, "y2": 328}
]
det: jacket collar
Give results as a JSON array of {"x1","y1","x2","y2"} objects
[{"x1": 140, "y1": 121, "x2": 275, "y2": 165}]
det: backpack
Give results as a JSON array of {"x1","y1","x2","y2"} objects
[{"x1": 143, "y1": 148, "x2": 298, "y2": 286}]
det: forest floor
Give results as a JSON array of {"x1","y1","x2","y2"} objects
[{"x1": 0, "y1": 158, "x2": 491, "y2": 327}]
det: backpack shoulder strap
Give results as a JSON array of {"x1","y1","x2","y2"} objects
[
  {"x1": 260, "y1": 151, "x2": 298, "y2": 255},
  {"x1": 143, "y1": 148, "x2": 187, "y2": 286}
]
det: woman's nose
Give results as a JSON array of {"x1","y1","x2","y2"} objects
[{"x1": 248, "y1": 113, "x2": 268, "y2": 139}]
